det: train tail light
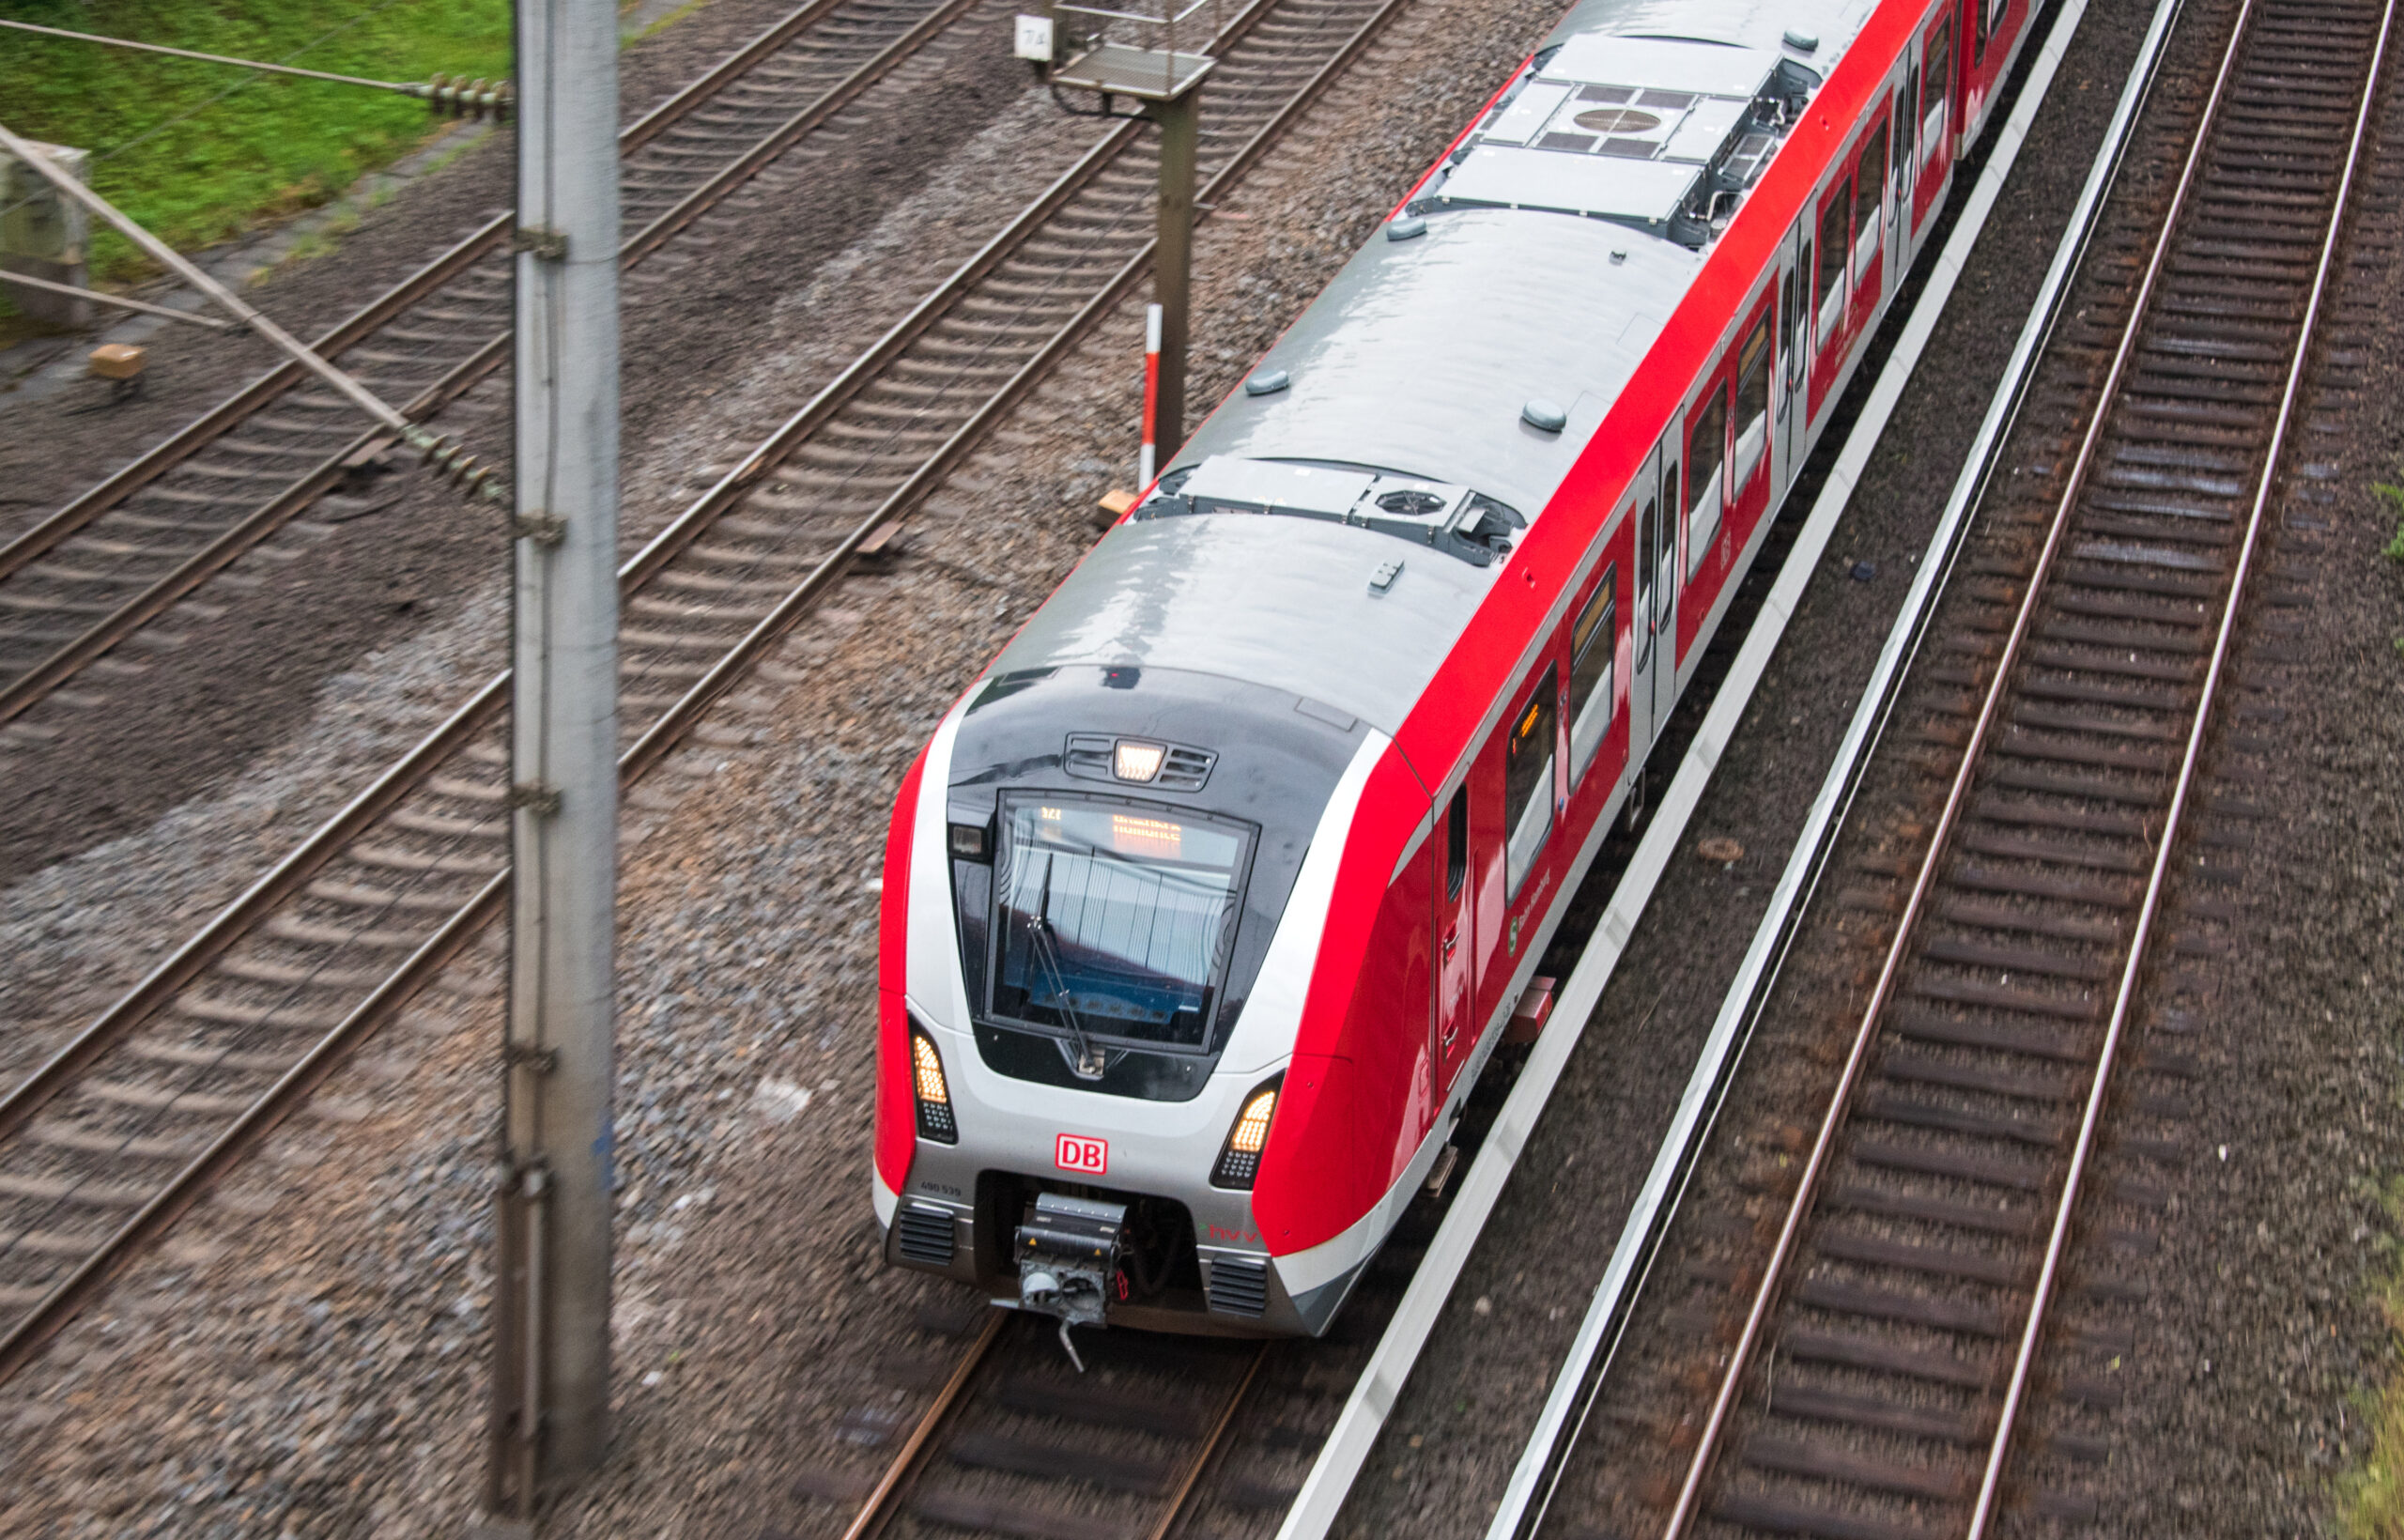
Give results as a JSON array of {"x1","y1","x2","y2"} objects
[
  {"x1": 911, "y1": 1028, "x2": 958, "y2": 1144},
  {"x1": 1210, "y1": 1079, "x2": 1281, "y2": 1189}
]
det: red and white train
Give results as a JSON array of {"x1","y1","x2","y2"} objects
[{"x1": 874, "y1": 0, "x2": 2037, "y2": 1335}]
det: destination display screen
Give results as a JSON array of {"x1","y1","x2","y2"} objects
[{"x1": 989, "y1": 797, "x2": 1251, "y2": 1048}]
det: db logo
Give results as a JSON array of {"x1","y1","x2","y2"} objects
[{"x1": 1055, "y1": 1132, "x2": 1108, "y2": 1176}]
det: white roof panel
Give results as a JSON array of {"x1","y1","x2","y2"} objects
[
  {"x1": 1484, "y1": 81, "x2": 1576, "y2": 144},
  {"x1": 1663, "y1": 95, "x2": 1750, "y2": 162},
  {"x1": 1544, "y1": 34, "x2": 1780, "y2": 97},
  {"x1": 1437, "y1": 146, "x2": 1698, "y2": 222}
]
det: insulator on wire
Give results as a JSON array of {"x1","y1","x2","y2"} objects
[
  {"x1": 406, "y1": 428, "x2": 507, "y2": 501},
  {"x1": 417, "y1": 73, "x2": 516, "y2": 121}
]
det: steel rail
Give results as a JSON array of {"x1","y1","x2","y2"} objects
[
  {"x1": 1273, "y1": 0, "x2": 2118, "y2": 1525},
  {"x1": 617, "y1": 0, "x2": 985, "y2": 267},
  {"x1": 0, "y1": 871, "x2": 508, "y2": 1384},
  {"x1": 0, "y1": 119, "x2": 443, "y2": 448},
  {"x1": 0, "y1": 0, "x2": 1411, "y2": 1383},
  {"x1": 1655, "y1": 0, "x2": 2270, "y2": 1529},
  {"x1": 0, "y1": 673, "x2": 505, "y2": 1148},
  {"x1": 0, "y1": 0, "x2": 1323, "y2": 1149},
  {"x1": 1963, "y1": 0, "x2": 2397, "y2": 1526},
  {"x1": 608, "y1": 0, "x2": 1360, "y2": 605},
  {"x1": 1148, "y1": 1344, "x2": 1271, "y2": 1540},
  {"x1": 0, "y1": 0, "x2": 986, "y2": 726},
  {"x1": 0, "y1": 0, "x2": 863, "y2": 586},
  {"x1": 838, "y1": 1309, "x2": 1009, "y2": 1540},
  {"x1": 619, "y1": 0, "x2": 1408, "y2": 778},
  {"x1": 1484, "y1": 0, "x2": 2187, "y2": 1527},
  {"x1": 0, "y1": 223, "x2": 496, "y2": 585},
  {"x1": 835, "y1": 1316, "x2": 1266, "y2": 1540}
]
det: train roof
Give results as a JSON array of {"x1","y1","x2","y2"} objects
[
  {"x1": 1544, "y1": 0, "x2": 1886, "y2": 59},
  {"x1": 986, "y1": 511, "x2": 1492, "y2": 736},
  {"x1": 983, "y1": 0, "x2": 1908, "y2": 767},
  {"x1": 1171, "y1": 208, "x2": 1700, "y2": 520}
]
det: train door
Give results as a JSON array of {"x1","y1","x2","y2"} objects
[
  {"x1": 1897, "y1": 50, "x2": 1920, "y2": 222},
  {"x1": 1807, "y1": 166, "x2": 1851, "y2": 416},
  {"x1": 1466, "y1": 662, "x2": 1562, "y2": 1036},
  {"x1": 1433, "y1": 786, "x2": 1474, "y2": 1101},
  {"x1": 1625, "y1": 442, "x2": 1676, "y2": 757},
  {"x1": 1966, "y1": 0, "x2": 2016, "y2": 128},
  {"x1": 1848, "y1": 110, "x2": 1890, "y2": 327}
]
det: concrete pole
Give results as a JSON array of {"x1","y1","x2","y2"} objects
[
  {"x1": 1146, "y1": 89, "x2": 1198, "y2": 459},
  {"x1": 487, "y1": 0, "x2": 619, "y2": 1517}
]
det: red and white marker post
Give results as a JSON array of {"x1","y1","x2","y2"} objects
[{"x1": 1139, "y1": 301, "x2": 1163, "y2": 487}]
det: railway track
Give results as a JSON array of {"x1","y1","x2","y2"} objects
[
  {"x1": 816, "y1": 1309, "x2": 1267, "y2": 1540},
  {"x1": 0, "y1": 0, "x2": 990, "y2": 732},
  {"x1": 778, "y1": 1188, "x2": 1450, "y2": 1538},
  {"x1": 1502, "y1": 0, "x2": 2395, "y2": 1533},
  {"x1": 0, "y1": 0, "x2": 1410, "y2": 1385}
]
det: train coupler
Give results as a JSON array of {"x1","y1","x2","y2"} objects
[{"x1": 1013, "y1": 1192, "x2": 1125, "y2": 1371}]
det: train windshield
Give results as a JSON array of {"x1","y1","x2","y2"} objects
[{"x1": 990, "y1": 796, "x2": 1252, "y2": 1049}]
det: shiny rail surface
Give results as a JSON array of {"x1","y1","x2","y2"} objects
[
  {"x1": 0, "y1": 0, "x2": 983, "y2": 730},
  {"x1": 1519, "y1": 0, "x2": 2394, "y2": 1533},
  {"x1": 0, "y1": 0, "x2": 1411, "y2": 1385}
]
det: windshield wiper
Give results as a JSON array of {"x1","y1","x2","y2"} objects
[{"x1": 1027, "y1": 854, "x2": 1107, "y2": 1080}]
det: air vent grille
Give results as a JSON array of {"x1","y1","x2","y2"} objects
[
  {"x1": 1063, "y1": 734, "x2": 1216, "y2": 791},
  {"x1": 897, "y1": 1205, "x2": 956, "y2": 1267},
  {"x1": 1064, "y1": 734, "x2": 1115, "y2": 779},
  {"x1": 1207, "y1": 1256, "x2": 1270, "y2": 1317},
  {"x1": 1159, "y1": 747, "x2": 1214, "y2": 791}
]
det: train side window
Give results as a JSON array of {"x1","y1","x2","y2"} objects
[
  {"x1": 1445, "y1": 785, "x2": 1469, "y2": 901},
  {"x1": 1567, "y1": 565, "x2": 1618, "y2": 782},
  {"x1": 1733, "y1": 316, "x2": 1771, "y2": 489},
  {"x1": 1815, "y1": 183, "x2": 1849, "y2": 344},
  {"x1": 1922, "y1": 16, "x2": 1954, "y2": 164},
  {"x1": 1503, "y1": 665, "x2": 1558, "y2": 897},
  {"x1": 1852, "y1": 117, "x2": 1888, "y2": 280},
  {"x1": 1653, "y1": 464, "x2": 1677, "y2": 628},
  {"x1": 1778, "y1": 261, "x2": 1800, "y2": 396},
  {"x1": 1633, "y1": 489, "x2": 1657, "y2": 666},
  {"x1": 1898, "y1": 64, "x2": 1919, "y2": 175},
  {"x1": 1686, "y1": 384, "x2": 1727, "y2": 578}
]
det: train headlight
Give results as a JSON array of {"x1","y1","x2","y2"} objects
[
  {"x1": 1113, "y1": 740, "x2": 1165, "y2": 782},
  {"x1": 1210, "y1": 1080, "x2": 1280, "y2": 1189},
  {"x1": 911, "y1": 1029, "x2": 958, "y2": 1144}
]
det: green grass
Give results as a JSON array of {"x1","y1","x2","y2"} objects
[
  {"x1": 1, "y1": 0, "x2": 511, "y2": 306},
  {"x1": 2343, "y1": 1179, "x2": 2404, "y2": 1535},
  {"x1": 2378, "y1": 480, "x2": 2404, "y2": 563}
]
